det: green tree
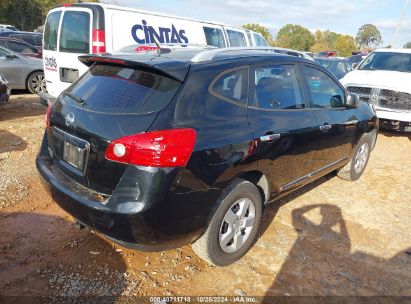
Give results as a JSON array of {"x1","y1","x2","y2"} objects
[
  {"x1": 355, "y1": 24, "x2": 382, "y2": 48},
  {"x1": 404, "y1": 42, "x2": 411, "y2": 48},
  {"x1": 276, "y1": 24, "x2": 315, "y2": 51},
  {"x1": 6, "y1": 0, "x2": 43, "y2": 31},
  {"x1": 243, "y1": 23, "x2": 274, "y2": 45},
  {"x1": 334, "y1": 35, "x2": 357, "y2": 57}
]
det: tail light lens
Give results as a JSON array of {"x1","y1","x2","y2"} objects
[
  {"x1": 45, "y1": 102, "x2": 53, "y2": 128},
  {"x1": 105, "y1": 129, "x2": 196, "y2": 167},
  {"x1": 92, "y1": 29, "x2": 106, "y2": 53}
]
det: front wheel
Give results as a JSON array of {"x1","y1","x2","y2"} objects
[
  {"x1": 337, "y1": 133, "x2": 372, "y2": 181},
  {"x1": 191, "y1": 179, "x2": 263, "y2": 266},
  {"x1": 27, "y1": 71, "x2": 46, "y2": 94}
]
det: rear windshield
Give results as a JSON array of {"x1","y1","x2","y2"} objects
[
  {"x1": 358, "y1": 52, "x2": 411, "y2": 73},
  {"x1": 44, "y1": 11, "x2": 62, "y2": 51},
  {"x1": 64, "y1": 64, "x2": 181, "y2": 114},
  {"x1": 60, "y1": 11, "x2": 90, "y2": 53}
]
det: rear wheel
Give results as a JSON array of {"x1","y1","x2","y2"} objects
[
  {"x1": 27, "y1": 71, "x2": 46, "y2": 94},
  {"x1": 191, "y1": 179, "x2": 262, "y2": 266},
  {"x1": 337, "y1": 133, "x2": 372, "y2": 181}
]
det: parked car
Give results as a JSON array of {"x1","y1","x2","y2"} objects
[
  {"x1": 0, "y1": 46, "x2": 46, "y2": 93},
  {"x1": 319, "y1": 50, "x2": 337, "y2": 57},
  {"x1": 0, "y1": 24, "x2": 19, "y2": 32},
  {"x1": 36, "y1": 47, "x2": 378, "y2": 266},
  {"x1": 0, "y1": 73, "x2": 10, "y2": 105},
  {"x1": 341, "y1": 48, "x2": 411, "y2": 131},
  {"x1": 315, "y1": 57, "x2": 352, "y2": 79},
  {"x1": 0, "y1": 38, "x2": 42, "y2": 58},
  {"x1": 0, "y1": 31, "x2": 42, "y2": 49}
]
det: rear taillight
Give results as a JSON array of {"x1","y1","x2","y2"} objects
[
  {"x1": 105, "y1": 129, "x2": 196, "y2": 167},
  {"x1": 45, "y1": 102, "x2": 53, "y2": 128},
  {"x1": 92, "y1": 29, "x2": 106, "y2": 54}
]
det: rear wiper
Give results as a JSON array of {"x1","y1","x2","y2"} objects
[{"x1": 61, "y1": 92, "x2": 86, "y2": 105}]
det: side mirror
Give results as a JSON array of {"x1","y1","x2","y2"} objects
[
  {"x1": 346, "y1": 93, "x2": 359, "y2": 108},
  {"x1": 6, "y1": 53, "x2": 19, "y2": 59},
  {"x1": 352, "y1": 63, "x2": 359, "y2": 69}
]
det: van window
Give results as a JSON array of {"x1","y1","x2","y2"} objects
[
  {"x1": 60, "y1": 11, "x2": 90, "y2": 54},
  {"x1": 64, "y1": 64, "x2": 181, "y2": 114},
  {"x1": 203, "y1": 27, "x2": 226, "y2": 48},
  {"x1": 253, "y1": 33, "x2": 268, "y2": 47},
  {"x1": 226, "y1": 30, "x2": 247, "y2": 47},
  {"x1": 44, "y1": 11, "x2": 62, "y2": 51}
]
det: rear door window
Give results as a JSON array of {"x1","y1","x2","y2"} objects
[
  {"x1": 21, "y1": 34, "x2": 36, "y2": 46},
  {"x1": 59, "y1": 11, "x2": 90, "y2": 53},
  {"x1": 44, "y1": 11, "x2": 62, "y2": 51},
  {"x1": 254, "y1": 64, "x2": 305, "y2": 110},
  {"x1": 203, "y1": 27, "x2": 226, "y2": 48},
  {"x1": 226, "y1": 29, "x2": 247, "y2": 47},
  {"x1": 7, "y1": 40, "x2": 37, "y2": 54},
  {"x1": 64, "y1": 64, "x2": 181, "y2": 114}
]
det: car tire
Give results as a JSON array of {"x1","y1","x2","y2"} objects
[
  {"x1": 27, "y1": 71, "x2": 46, "y2": 94},
  {"x1": 191, "y1": 179, "x2": 263, "y2": 266},
  {"x1": 337, "y1": 133, "x2": 372, "y2": 181}
]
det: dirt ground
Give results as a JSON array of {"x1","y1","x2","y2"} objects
[{"x1": 0, "y1": 94, "x2": 410, "y2": 301}]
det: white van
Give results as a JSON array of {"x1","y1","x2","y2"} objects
[{"x1": 41, "y1": 2, "x2": 269, "y2": 100}]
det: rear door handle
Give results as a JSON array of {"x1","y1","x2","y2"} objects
[
  {"x1": 260, "y1": 133, "x2": 281, "y2": 142},
  {"x1": 319, "y1": 124, "x2": 332, "y2": 131}
]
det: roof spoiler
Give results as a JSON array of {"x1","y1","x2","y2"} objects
[{"x1": 78, "y1": 55, "x2": 185, "y2": 82}]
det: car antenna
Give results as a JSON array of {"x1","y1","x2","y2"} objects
[{"x1": 152, "y1": 37, "x2": 161, "y2": 56}]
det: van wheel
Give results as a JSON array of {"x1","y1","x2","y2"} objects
[
  {"x1": 191, "y1": 179, "x2": 262, "y2": 266},
  {"x1": 337, "y1": 133, "x2": 372, "y2": 181},
  {"x1": 27, "y1": 71, "x2": 46, "y2": 94}
]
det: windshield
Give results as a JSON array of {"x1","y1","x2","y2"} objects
[
  {"x1": 64, "y1": 64, "x2": 181, "y2": 114},
  {"x1": 359, "y1": 52, "x2": 411, "y2": 73}
]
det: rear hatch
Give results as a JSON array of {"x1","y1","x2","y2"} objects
[{"x1": 48, "y1": 59, "x2": 188, "y2": 194}]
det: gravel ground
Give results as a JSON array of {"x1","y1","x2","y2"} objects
[{"x1": 0, "y1": 94, "x2": 410, "y2": 301}]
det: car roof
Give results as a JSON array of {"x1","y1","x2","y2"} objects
[
  {"x1": 373, "y1": 48, "x2": 411, "y2": 54},
  {"x1": 80, "y1": 47, "x2": 312, "y2": 82},
  {"x1": 0, "y1": 31, "x2": 41, "y2": 36}
]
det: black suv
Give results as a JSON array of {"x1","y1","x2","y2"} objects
[{"x1": 36, "y1": 47, "x2": 378, "y2": 266}]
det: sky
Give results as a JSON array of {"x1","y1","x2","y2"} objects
[{"x1": 101, "y1": 0, "x2": 411, "y2": 48}]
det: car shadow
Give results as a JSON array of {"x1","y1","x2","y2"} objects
[
  {"x1": 261, "y1": 204, "x2": 411, "y2": 300},
  {"x1": 0, "y1": 130, "x2": 27, "y2": 154},
  {"x1": 379, "y1": 130, "x2": 411, "y2": 140},
  {"x1": 0, "y1": 212, "x2": 128, "y2": 299},
  {"x1": 258, "y1": 173, "x2": 335, "y2": 237}
]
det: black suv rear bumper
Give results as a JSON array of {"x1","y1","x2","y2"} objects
[{"x1": 36, "y1": 133, "x2": 214, "y2": 251}]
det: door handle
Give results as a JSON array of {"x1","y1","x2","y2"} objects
[
  {"x1": 260, "y1": 132, "x2": 281, "y2": 142},
  {"x1": 319, "y1": 124, "x2": 332, "y2": 131}
]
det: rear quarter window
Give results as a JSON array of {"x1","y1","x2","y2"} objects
[
  {"x1": 64, "y1": 64, "x2": 181, "y2": 114},
  {"x1": 60, "y1": 11, "x2": 90, "y2": 54},
  {"x1": 209, "y1": 67, "x2": 248, "y2": 106}
]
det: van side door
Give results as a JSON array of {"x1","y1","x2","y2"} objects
[
  {"x1": 300, "y1": 64, "x2": 357, "y2": 175},
  {"x1": 247, "y1": 62, "x2": 319, "y2": 196}
]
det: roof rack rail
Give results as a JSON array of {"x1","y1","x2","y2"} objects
[{"x1": 190, "y1": 47, "x2": 284, "y2": 63}]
